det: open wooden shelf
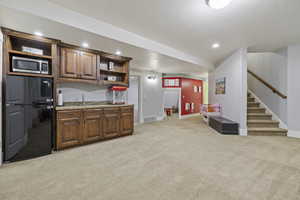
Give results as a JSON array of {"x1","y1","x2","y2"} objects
[
  {"x1": 100, "y1": 69, "x2": 127, "y2": 75},
  {"x1": 100, "y1": 80, "x2": 128, "y2": 86},
  {"x1": 9, "y1": 50, "x2": 52, "y2": 59}
]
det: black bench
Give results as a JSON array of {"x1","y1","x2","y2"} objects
[{"x1": 209, "y1": 116, "x2": 239, "y2": 135}]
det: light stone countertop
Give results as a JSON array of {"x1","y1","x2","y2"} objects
[{"x1": 55, "y1": 102, "x2": 133, "y2": 111}]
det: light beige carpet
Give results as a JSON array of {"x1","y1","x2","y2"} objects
[{"x1": 1, "y1": 117, "x2": 300, "y2": 200}]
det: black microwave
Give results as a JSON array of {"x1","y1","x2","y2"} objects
[{"x1": 12, "y1": 56, "x2": 50, "y2": 74}]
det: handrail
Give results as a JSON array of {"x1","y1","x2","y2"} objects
[{"x1": 248, "y1": 70, "x2": 287, "y2": 99}]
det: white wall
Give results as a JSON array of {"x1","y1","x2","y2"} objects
[
  {"x1": 287, "y1": 45, "x2": 300, "y2": 138},
  {"x1": 209, "y1": 49, "x2": 248, "y2": 135},
  {"x1": 0, "y1": 31, "x2": 3, "y2": 165},
  {"x1": 131, "y1": 70, "x2": 164, "y2": 122},
  {"x1": 128, "y1": 76, "x2": 140, "y2": 124},
  {"x1": 247, "y1": 49, "x2": 287, "y2": 124}
]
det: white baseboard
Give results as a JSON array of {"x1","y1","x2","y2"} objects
[
  {"x1": 239, "y1": 128, "x2": 248, "y2": 136},
  {"x1": 180, "y1": 113, "x2": 200, "y2": 119},
  {"x1": 248, "y1": 90, "x2": 288, "y2": 129},
  {"x1": 288, "y1": 130, "x2": 300, "y2": 139}
]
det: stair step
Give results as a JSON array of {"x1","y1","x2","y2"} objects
[
  {"x1": 247, "y1": 113, "x2": 272, "y2": 120},
  {"x1": 248, "y1": 128, "x2": 287, "y2": 136},
  {"x1": 247, "y1": 120, "x2": 279, "y2": 128},
  {"x1": 247, "y1": 107, "x2": 266, "y2": 113},
  {"x1": 247, "y1": 97, "x2": 255, "y2": 102},
  {"x1": 247, "y1": 102, "x2": 260, "y2": 108}
]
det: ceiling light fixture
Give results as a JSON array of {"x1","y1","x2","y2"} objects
[
  {"x1": 115, "y1": 50, "x2": 122, "y2": 55},
  {"x1": 82, "y1": 42, "x2": 89, "y2": 48},
  {"x1": 34, "y1": 31, "x2": 43, "y2": 37},
  {"x1": 206, "y1": 0, "x2": 233, "y2": 9},
  {"x1": 212, "y1": 43, "x2": 220, "y2": 49}
]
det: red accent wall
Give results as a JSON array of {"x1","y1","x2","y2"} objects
[{"x1": 181, "y1": 78, "x2": 203, "y2": 116}]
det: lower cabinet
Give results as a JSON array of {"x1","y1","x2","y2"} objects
[
  {"x1": 57, "y1": 110, "x2": 82, "y2": 149},
  {"x1": 103, "y1": 108, "x2": 121, "y2": 139},
  {"x1": 56, "y1": 105, "x2": 133, "y2": 150},
  {"x1": 83, "y1": 109, "x2": 104, "y2": 143},
  {"x1": 120, "y1": 107, "x2": 134, "y2": 136}
]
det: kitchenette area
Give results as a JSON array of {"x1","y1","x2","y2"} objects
[{"x1": 1, "y1": 27, "x2": 134, "y2": 163}]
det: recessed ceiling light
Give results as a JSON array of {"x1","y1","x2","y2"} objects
[
  {"x1": 82, "y1": 42, "x2": 89, "y2": 48},
  {"x1": 206, "y1": 0, "x2": 233, "y2": 9},
  {"x1": 115, "y1": 50, "x2": 122, "y2": 55},
  {"x1": 212, "y1": 43, "x2": 220, "y2": 49},
  {"x1": 34, "y1": 31, "x2": 43, "y2": 37}
]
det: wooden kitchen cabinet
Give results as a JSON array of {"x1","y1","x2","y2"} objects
[
  {"x1": 83, "y1": 109, "x2": 103, "y2": 143},
  {"x1": 120, "y1": 107, "x2": 134, "y2": 136},
  {"x1": 60, "y1": 47, "x2": 97, "y2": 80},
  {"x1": 103, "y1": 108, "x2": 121, "y2": 139},
  {"x1": 57, "y1": 110, "x2": 82, "y2": 150},
  {"x1": 56, "y1": 105, "x2": 134, "y2": 150},
  {"x1": 61, "y1": 48, "x2": 80, "y2": 79},
  {"x1": 79, "y1": 51, "x2": 97, "y2": 80}
]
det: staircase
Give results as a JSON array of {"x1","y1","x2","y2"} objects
[{"x1": 247, "y1": 93, "x2": 287, "y2": 136}]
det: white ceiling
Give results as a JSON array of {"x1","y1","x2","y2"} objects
[
  {"x1": 0, "y1": 6, "x2": 208, "y2": 78},
  {"x1": 1, "y1": 0, "x2": 300, "y2": 75},
  {"x1": 46, "y1": 0, "x2": 300, "y2": 64}
]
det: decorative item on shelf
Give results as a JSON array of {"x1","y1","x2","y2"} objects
[
  {"x1": 100, "y1": 63, "x2": 108, "y2": 70},
  {"x1": 108, "y1": 86, "x2": 128, "y2": 105},
  {"x1": 22, "y1": 46, "x2": 44, "y2": 55},
  {"x1": 108, "y1": 76, "x2": 117, "y2": 81},
  {"x1": 108, "y1": 61, "x2": 114, "y2": 71}
]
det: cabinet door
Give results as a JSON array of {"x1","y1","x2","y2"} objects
[
  {"x1": 103, "y1": 109, "x2": 120, "y2": 139},
  {"x1": 83, "y1": 110, "x2": 103, "y2": 143},
  {"x1": 79, "y1": 51, "x2": 97, "y2": 80},
  {"x1": 57, "y1": 111, "x2": 82, "y2": 149},
  {"x1": 121, "y1": 113, "x2": 134, "y2": 136},
  {"x1": 61, "y1": 48, "x2": 79, "y2": 78}
]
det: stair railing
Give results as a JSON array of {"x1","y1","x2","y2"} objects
[{"x1": 248, "y1": 69, "x2": 287, "y2": 99}]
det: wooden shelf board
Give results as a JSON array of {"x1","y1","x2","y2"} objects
[
  {"x1": 9, "y1": 50, "x2": 52, "y2": 59},
  {"x1": 7, "y1": 72, "x2": 54, "y2": 78},
  {"x1": 101, "y1": 80, "x2": 128, "y2": 86},
  {"x1": 100, "y1": 69, "x2": 127, "y2": 75}
]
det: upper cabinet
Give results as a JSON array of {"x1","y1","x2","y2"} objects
[
  {"x1": 1, "y1": 27, "x2": 132, "y2": 87},
  {"x1": 80, "y1": 51, "x2": 97, "y2": 80},
  {"x1": 60, "y1": 48, "x2": 97, "y2": 81},
  {"x1": 58, "y1": 44, "x2": 131, "y2": 86},
  {"x1": 61, "y1": 48, "x2": 79, "y2": 79}
]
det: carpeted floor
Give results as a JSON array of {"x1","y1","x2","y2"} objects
[{"x1": 1, "y1": 116, "x2": 300, "y2": 200}]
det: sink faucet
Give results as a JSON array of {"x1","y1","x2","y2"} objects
[{"x1": 82, "y1": 94, "x2": 86, "y2": 105}]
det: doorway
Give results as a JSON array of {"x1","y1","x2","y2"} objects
[{"x1": 163, "y1": 88, "x2": 181, "y2": 120}]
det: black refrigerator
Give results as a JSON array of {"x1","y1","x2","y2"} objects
[{"x1": 3, "y1": 75, "x2": 54, "y2": 162}]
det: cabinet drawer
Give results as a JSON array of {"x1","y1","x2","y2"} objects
[
  {"x1": 84, "y1": 109, "x2": 103, "y2": 118},
  {"x1": 104, "y1": 107, "x2": 120, "y2": 113},
  {"x1": 121, "y1": 106, "x2": 133, "y2": 113},
  {"x1": 57, "y1": 110, "x2": 82, "y2": 119}
]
